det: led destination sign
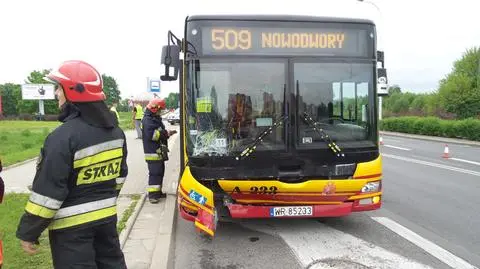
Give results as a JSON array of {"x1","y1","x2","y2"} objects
[{"x1": 201, "y1": 27, "x2": 369, "y2": 57}]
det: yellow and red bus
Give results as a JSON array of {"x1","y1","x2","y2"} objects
[{"x1": 160, "y1": 14, "x2": 387, "y2": 237}]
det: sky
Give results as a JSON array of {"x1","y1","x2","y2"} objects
[{"x1": 0, "y1": 0, "x2": 478, "y2": 100}]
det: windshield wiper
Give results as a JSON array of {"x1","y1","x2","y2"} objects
[
  {"x1": 235, "y1": 115, "x2": 288, "y2": 161},
  {"x1": 302, "y1": 112, "x2": 345, "y2": 158}
]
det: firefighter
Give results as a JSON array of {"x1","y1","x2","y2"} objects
[
  {"x1": 141, "y1": 98, "x2": 176, "y2": 203},
  {"x1": 16, "y1": 60, "x2": 128, "y2": 269}
]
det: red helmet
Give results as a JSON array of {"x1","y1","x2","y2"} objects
[
  {"x1": 45, "y1": 60, "x2": 105, "y2": 102},
  {"x1": 147, "y1": 98, "x2": 166, "y2": 113}
]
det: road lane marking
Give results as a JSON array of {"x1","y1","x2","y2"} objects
[
  {"x1": 242, "y1": 220, "x2": 434, "y2": 269},
  {"x1": 382, "y1": 137, "x2": 402, "y2": 142},
  {"x1": 384, "y1": 145, "x2": 412, "y2": 151},
  {"x1": 450, "y1": 158, "x2": 480, "y2": 166},
  {"x1": 372, "y1": 217, "x2": 478, "y2": 269},
  {"x1": 382, "y1": 154, "x2": 480, "y2": 177}
]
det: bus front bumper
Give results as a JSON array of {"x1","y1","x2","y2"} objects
[{"x1": 178, "y1": 193, "x2": 381, "y2": 225}]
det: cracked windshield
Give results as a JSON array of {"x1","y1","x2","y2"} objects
[
  {"x1": 186, "y1": 60, "x2": 286, "y2": 157},
  {"x1": 0, "y1": 0, "x2": 479, "y2": 269}
]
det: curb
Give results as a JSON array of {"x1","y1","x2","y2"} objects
[
  {"x1": 3, "y1": 157, "x2": 38, "y2": 171},
  {"x1": 166, "y1": 194, "x2": 179, "y2": 269},
  {"x1": 380, "y1": 131, "x2": 480, "y2": 147},
  {"x1": 119, "y1": 192, "x2": 148, "y2": 249},
  {"x1": 149, "y1": 193, "x2": 178, "y2": 269}
]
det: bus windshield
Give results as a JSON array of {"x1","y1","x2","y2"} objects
[
  {"x1": 185, "y1": 59, "x2": 287, "y2": 158},
  {"x1": 295, "y1": 62, "x2": 373, "y2": 149}
]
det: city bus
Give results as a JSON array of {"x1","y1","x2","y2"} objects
[{"x1": 159, "y1": 14, "x2": 388, "y2": 237}]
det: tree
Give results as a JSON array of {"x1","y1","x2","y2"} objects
[
  {"x1": 165, "y1": 92, "x2": 179, "y2": 109},
  {"x1": 117, "y1": 99, "x2": 130, "y2": 112},
  {"x1": 388, "y1": 85, "x2": 402, "y2": 95},
  {"x1": 0, "y1": 83, "x2": 22, "y2": 116},
  {"x1": 102, "y1": 74, "x2": 121, "y2": 107},
  {"x1": 25, "y1": 69, "x2": 52, "y2": 84},
  {"x1": 437, "y1": 47, "x2": 480, "y2": 119}
]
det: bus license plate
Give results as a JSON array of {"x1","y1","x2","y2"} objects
[{"x1": 270, "y1": 206, "x2": 313, "y2": 217}]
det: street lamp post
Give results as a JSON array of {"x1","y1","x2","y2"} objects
[{"x1": 357, "y1": 0, "x2": 385, "y2": 121}]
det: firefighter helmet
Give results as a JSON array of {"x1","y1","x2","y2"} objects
[
  {"x1": 146, "y1": 98, "x2": 166, "y2": 113},
  {"x1": 45, "y1": 60, "x2": 105, "y2": 102}
]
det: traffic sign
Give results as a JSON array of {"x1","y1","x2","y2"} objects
[
  {"x1": 377, "y1": 76, "x2": 388, "y2": 96},
  {"x1": 150, "y1": 80, "x2": 160, "y2": 93}
]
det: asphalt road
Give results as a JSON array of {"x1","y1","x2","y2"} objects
[
  {"x1": 169, "y1": 133, "x2": 480, "y2": 269},
  {"x1": 380, "y1": 135, "x2": 480, "y2": 267}
]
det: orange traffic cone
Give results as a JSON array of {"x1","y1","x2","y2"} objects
[
  {"x1": 379, "y1": 136, "x2": 384, "y2": 145},
  {"x1": 442, "y1": 144, "x2": 450, "y2": 158}
]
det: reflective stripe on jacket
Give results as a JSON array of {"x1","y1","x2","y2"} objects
[{"x1": 16, "y1": 112, "x2": 128, "y2": 242}]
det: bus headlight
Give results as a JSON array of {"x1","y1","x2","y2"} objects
[{"x1": 361, "y1": 181, "x2": 381, "y2": 193}]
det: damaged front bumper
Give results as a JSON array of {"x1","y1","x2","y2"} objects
[{"x1": 176, "y1": 166, "x2": 382, "y2": 237}]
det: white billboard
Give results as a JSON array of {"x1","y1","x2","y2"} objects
[{"x1": 21, "y1": 84, "x2": 55, "y2": 100}]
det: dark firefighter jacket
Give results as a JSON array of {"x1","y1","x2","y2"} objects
[
  {"x1": 16, "y1": 103, "x2": 128, "y2": 242},
  {"x1": 141, "y1": 110, "x2": 169, "y2": 161}
]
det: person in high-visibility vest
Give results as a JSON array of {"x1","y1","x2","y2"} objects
[
  {"x1": 132, "y1": 102, "x2": 144, "y2": 139},
  {"x1": 16, "y1": 60, "x2": 128, "y2": 268}
]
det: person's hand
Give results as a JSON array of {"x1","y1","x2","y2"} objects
[
  {"x1": 168, "y1": 130, "x2": 177, "y2": 136},
  {"x1": 20, "y1": 240, "x2": 38, "y2": 255}
]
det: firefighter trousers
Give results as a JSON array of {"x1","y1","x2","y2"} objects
[
  {"x1": 147, "y1": 160, "x2": 165, "y2": 199},
  {"x1": 48, "y1": 220, "x2": 126, "y2": 269}
]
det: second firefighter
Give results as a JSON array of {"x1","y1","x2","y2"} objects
[{"x1": 141, "y1": 98, "x2": 177, "y2": 203}]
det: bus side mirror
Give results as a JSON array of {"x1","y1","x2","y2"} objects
[
  {"x1": 161, "y1": 45, "x2": 181, "y2": 81},
  {"x1": 377, "y1": 68, "x2": 388, "y2": 96}
]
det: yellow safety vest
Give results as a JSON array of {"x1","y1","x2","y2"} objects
[
  {"x1": 110, "y1": 107, "x2": 119, "y2": 120},
  {"x1": 135, "y1": 104, "x2": 144, "y2": 120}
]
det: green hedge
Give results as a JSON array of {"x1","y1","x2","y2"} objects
[{"x1": 379, "y1": 116, "x2": 480, "y2": 141}]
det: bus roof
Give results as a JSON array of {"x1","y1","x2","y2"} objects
[{"x1": 186, "y1": 14, "x2": 375, "y2": 26}]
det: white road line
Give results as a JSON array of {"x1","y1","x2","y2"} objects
[
  {"x1": 450, "y1": 158, "x2": 480, "y2": 166},
  {"x1": 382, "y1": 154, "x2": 480, "y2": 177},
  {"x1": 383, "y1": 138, "x2": 402, "y2": 142},
  {"x1": 384, "y1": 145, "x2": 412, "y2": 151},
  {"x1": 372, "y1": 217, "x2": 478, "y2": 269},
  {"x1": 242, "y1": 220, "x2": 434, "y2": 269}
]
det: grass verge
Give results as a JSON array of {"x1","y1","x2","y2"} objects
[
  {"x1": 1, "y1": 193, "x2": 143, "y2": 268},
  {"x1": 118, "y1": 112, "x2": 134, "y2": 131},
  {"x1": 1, "y1": 112, "x2": 135, "y2": 167},
  {"x1": 0, "y1": 193, "x2": 53, "y2": 269},
  {"x1": 0, "y1": 121, "x2": 59, "y2": 167},
  {"x1": 116, "y1": 194, "x2": 141, "y2": 234}
]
